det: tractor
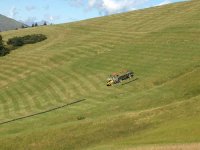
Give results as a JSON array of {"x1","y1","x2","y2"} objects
[{"x1": 107, "y1": 70, "x2": 134, "y2": 86}]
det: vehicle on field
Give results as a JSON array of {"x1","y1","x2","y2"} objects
[{"x1": 107, "y1": 70, "x2": 134, "y2": 86}]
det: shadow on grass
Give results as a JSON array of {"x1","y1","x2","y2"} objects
[
  {"x1": 0, "y1": 99, "x2": 86, "y2": 126},
  {"x1": 122, "y1": 78, "x2": 139, "y2": 85}
]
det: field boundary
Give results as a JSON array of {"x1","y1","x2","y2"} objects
[{"x1": 0, "y1": 99, "x2": 86, "y2": 125}]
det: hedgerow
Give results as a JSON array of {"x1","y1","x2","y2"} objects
[
  {"x1": 7, "y1": 34, "x2": 47, "y2": 47},
  {"x1": 0, "y1": 35, "x2": 9, "y2": 56}
]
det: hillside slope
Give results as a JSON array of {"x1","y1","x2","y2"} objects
[
  {"x1": 0, "y1": 0, "x2": 200, "y2": 149},
  {"x1": 0, "y1": 14, "x2": 25, "y2": 31}
]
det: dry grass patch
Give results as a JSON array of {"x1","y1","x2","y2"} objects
[{"x1": 128, "y1": 143, "x2": 200, "y2": 150}]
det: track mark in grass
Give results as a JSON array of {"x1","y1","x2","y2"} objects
[
  {"x1": 0, "y1": 99, "x2": 86, "y2": 125},
  {"x1": 122, "y1": 78, "x2": 139, "y2": 86}
]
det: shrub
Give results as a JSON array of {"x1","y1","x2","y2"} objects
[
  {"x1": 0, "y1": 47, "x2": 9, "y2": 56},
  {"x1": 7, "y1": 34, "x2": 47, "y2": 47},
  {"x1": 0, "y1": 35, "x2": 9, "y2": 56},
  {"x1": 7, "y1": 37, "x2": 23, "y2": 46},
  {"x1": 77, "y1": 116, "x2": 85, "y2": 120}
]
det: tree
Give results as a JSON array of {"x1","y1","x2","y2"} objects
[
  {"x1": 32, "y1": 23, "x2": 35, "y2": 27},
  {"x1": 0, "y1": 35, "x2": 3, "y2": 47},
  {"x1": 34, "y1": 22, "x2": 38, "y2": 27},
  {"x1": 43, "y1": 21, "x2": 47, "y2": 26},
  {"x1": 0, "y1": 35, "x2": 9, "y2": 56}
]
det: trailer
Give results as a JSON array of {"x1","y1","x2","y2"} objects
[{"x1": 107, "y1": 70, "x2": 134, "y2": 86}]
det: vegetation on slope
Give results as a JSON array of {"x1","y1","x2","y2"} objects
[
  {"x1": 0, "y1": 34, "x2": 47, "y2": 57},
  {"x1": 7, "y1": 34, "x2": 47, "y2": 47},
  {"x1": 0, "y1": 35, "x2": 9, "y2": 56},
  {"x1": 0, "y1": 0, "x2": 199, "y2": 149}
]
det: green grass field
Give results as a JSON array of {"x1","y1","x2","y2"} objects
[{"x1": 0, "y1": 0, "x2": 200, "y2": 149}]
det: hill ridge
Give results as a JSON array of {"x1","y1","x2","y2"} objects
[{"x1": 0, "y1": 14, "x2": 26, "y2": 31}]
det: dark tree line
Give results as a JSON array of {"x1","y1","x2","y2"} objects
[
  {"x1": 31, "y1": 21, "x2": 47, "y2": 27},
  {"x1": 20, "y1": 21, "x2": 48, "y2": 29},
  {"x1": 0, "y1": 34, "x2": 47, "y2": 57},
  {"x1": 7, "y1": 34, "x2": 47, "y2": 47}
]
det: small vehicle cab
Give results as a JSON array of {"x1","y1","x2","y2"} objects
[{"x1": 106, "y1": 78, "x2": 114, "y2": 86}]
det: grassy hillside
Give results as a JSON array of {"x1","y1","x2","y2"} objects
[
  {"x1": 0, "y1": 0, "x2": 200, "y2": 149},
  {"x1": 0, "y1": 14, "x2": 25, "y2": 31}
]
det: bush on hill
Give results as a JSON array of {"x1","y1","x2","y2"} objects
[
  {"x1": 0, "y1": 35, "x2": 9, "y2": 56},
  {"x1": 0, "y1": 34, "x2": 47, "y2": 57},
  {"x1": 7, "y1": 34, "x2": 47, "y2": 47}
]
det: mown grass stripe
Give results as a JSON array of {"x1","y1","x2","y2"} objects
[{"x1": 0, "y1": 99, "x2": 86, "y2": 125}]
